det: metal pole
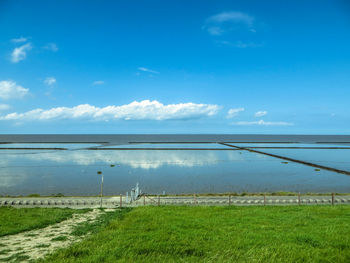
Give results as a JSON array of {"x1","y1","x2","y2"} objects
[
  {"x1": 120, "y1": 194, "x2": 122, "y2": 208},
  {"x1": 298, "y1": 192, "x2": 301, "y2": 205},
  {"x1": 193, "y1": 194, "x2": 196, "y2": 205},
  {"x1": 229, "y1": 195, "x2": 231, "y2": 206},
  {"x1": 143, "y1": 195, "x2": 146, "y2": 206},
  {"x1": 332, "y1": 192, "x2": 335, "y2": 206},
  {"x1": 158, "y1": 195, "x2": 160, "y2": 206},
  {"x1": 264, "y1": 194, "x2": 266, "y2": 206}
]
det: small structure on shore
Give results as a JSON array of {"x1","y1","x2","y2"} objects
[{"x1": 130, "y1": 183, "x2": 142, "y2": 202}]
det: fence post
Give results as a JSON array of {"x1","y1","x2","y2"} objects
[
  {"x1": 264, "y1": 194, "x2": 266, "y2": 206},
  {"x1": 229, "y1": 195, "x2": 231, "y2": 206},
  {"x1": 298, "y1": 192, "x2": 301, "y2": 205},
  {"x1": 193, "y1": 194, "x2": 196, "y2": 205},
  {"x1": 158, "y1": 195, "x2": 160, "y2": 206},
  {"x1": 120, "y1": 194, "x2": 122, "y2": 208},
  {"x1": 332, "y1": 192, "x2": 335, "y2": 206},
  {"x1": 143, "y1": 195, "x2": 146, "y2": 206},
  {"x1": 100, "y1": 174, "x2": 104, "y2": 209}
]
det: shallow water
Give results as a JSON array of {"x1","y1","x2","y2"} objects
[
  {"x1": 1, "y1": 135, "x2": 350, "y2": 196},
  {"x1": 99, "y1": 143, "x2": 231, "y2": 149},
  {"x1": 1, "y1": 146, "x2": 349, "y2": 196},
  {"x1": 0, "y1": 143, "x2": 101, "y2": 149},
  {"x1": 247, "y1": 148, "x2": 350, "y2": 172},
  {"x1": 1, "y1": 134, "x2": 350, "y2": 145}
]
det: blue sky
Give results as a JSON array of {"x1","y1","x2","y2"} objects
[{"x1": 0, "y1": 0, "x2": 349, "y2": 134}]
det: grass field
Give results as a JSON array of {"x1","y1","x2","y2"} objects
[
  {"x1": 0, "y1": 207, "x2": 89, "y2": 237},
  {"x1": 38, "y1": 205, "x2": 350, "y2": 263}
]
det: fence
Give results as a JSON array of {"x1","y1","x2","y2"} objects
[
  {"x1": 127, "y1": 192, "x2": 347, "y2": 207},
  {"x1": 1, "y1": 193, "x2": 349, "y2": 208}
]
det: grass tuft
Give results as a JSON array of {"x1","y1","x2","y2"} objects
[
  {"x1": 35, "y1": 244, "x2": 51, "y2": 248},
  {"x1": 51, "y1": 236, "x2": 68, "y2": 242},
  {"x1": 0, "y1": 249, "x2": 11, "y2": 255},
  {"x1": 0, "y1": 252, "x2": 29, "y2": 262}
]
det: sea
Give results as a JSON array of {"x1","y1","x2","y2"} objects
[{"x1": 0, "y1": 134, "x2": 350, "y2": 196}]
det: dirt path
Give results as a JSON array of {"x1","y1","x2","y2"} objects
[{"x1": 0, "y1": 209, "x2": 105, "y2": 262}]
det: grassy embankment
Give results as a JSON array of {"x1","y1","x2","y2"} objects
[
  {"x1": 39, "y1": 205, "x2": 350, "y2": 263},
  {"x1": 0, "y1": 207, "x2": 89, "y2": 237}
]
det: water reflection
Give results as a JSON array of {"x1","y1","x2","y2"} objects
[
  {"x1": 257, "y1": 148, "x2": 350, "y2": 172},
  {"x1": 3, "y1": 150, "x2": 247, "y2": 169},
  {"x1": 0, "y1": 149, "x2": 349, "y2": 195}
]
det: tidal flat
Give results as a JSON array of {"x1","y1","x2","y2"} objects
[{"x1": 0, "y1": 135, "x2": 350, "y2": 196}]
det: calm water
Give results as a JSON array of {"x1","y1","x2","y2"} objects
[
  {"x1": 1, "y1": 134, "x2": 350, "y2": 145},
  {"x1": 0, "y1": 135, "x2": 350, "y2": 196}
]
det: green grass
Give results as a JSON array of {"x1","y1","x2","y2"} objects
[
  {"x1": 0, "y1": 249, "x2": 11, "y2": 255},
  {"x1": 51, "y1": 235, "x2": 68, "y2": 242},
  {"x1": 0, "y1": 207, "x2": 90, "y2": 237},
  {"x1": 35, "y1": 244, "x2": 51, "y2": 248},
  {"x1": 39, "y1": 206, "x2": 350, "y2": 263},
  {"x1": 0, "y1": 252, "x2": 29, "y2": 262},
  {"x1": 71, "y1": 208, "x2": 131, "y2": 237}
]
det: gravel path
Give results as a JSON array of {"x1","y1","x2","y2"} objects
[{"x1": 0, "y1": 209, "x2": 103, "y2": 262}]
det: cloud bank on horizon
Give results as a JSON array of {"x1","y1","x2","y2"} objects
[{"x1": 0, "y1": 100, "x2": 219, "y2": 122}]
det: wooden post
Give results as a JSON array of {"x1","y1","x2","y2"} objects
[
  {"x1": 298, "y1": 192, "x2": 301, "y2": 205},
  {"x1": 120, "y1": 194, "x2": 122, "y2": 208},
  {"x1": 158, "y1": 195, "x2": 160, "y2": 206},
  {"x1": 264, "y1": 194, "x2": 266, "y2": 206},
  {"x1": 100, "y1": 174, "x2": 104, "y2": 208},
  {"x1": 143, "y1": 195, "x2": 146, "y2": 206},
  {"x1": 332, "y1": 192, "x2": 335, "y2": 206},
  {"x1": 229, "y1": 195, "x2": 231, "y2": 206}
]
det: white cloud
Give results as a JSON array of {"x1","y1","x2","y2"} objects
[
  {"x1": 92, "y1": 80, "x2": 105, "y2": 85},
  {"x1": 0, "y1": 104, "x2": 10, "y2": 111},
  {"x1": 207, "y1": 26, "x2": 224, "y2": 36},
  {"x1": 255, "y1": 111, "x2": 267, "y2": 117},
  {"x1": 11, "y1": 43, "x2": 32, "y2": 63},
  {"x1": 203, "y1": 11, "x2": 255, "y2": 36},
  {"x1": 0, "y1": 81, "x2": 29, "y2": 100},
  {"x1": 207, "y1": 11, "x2": 254, "y2": 25},
  {"x1": 216, "y1": 40, "x2": 263, "y2": 48},
  {"x1": 0, "y1": 100, "x2": 219, "y2": 121},
  {"x1": 43, "y1": 43, "x2": 58, "y2": 52},
  {"x1": 234, "y1": 120, "x2": 293, "y2": 126},
  {"x1": 11, "y1": 37, "x2": 28, "y2": 43},
  {"x1": 226, "y1": 107, "x2": 244, "y2": 118},
  {"x1": 138, "y1": 67, "x2": 159, "y2": 74},
  {"x1": 44, "y1": 77, "x2": 56, "y2": 86}
]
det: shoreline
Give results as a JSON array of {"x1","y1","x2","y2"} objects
[{"x1": 2, "y1": 192, "x2": 350, "y2": 198}]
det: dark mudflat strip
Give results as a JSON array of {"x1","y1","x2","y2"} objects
[
  {"x1": 0, "y1": 142, "x2": 107, "y2": 144},
  {"x1": 248, "y1": 147, "x2": 350, "y2": 149},
  {"x1": 87, "y1": 147, "x2": 238, "y2": 150},
  {"x1": 0, "y1": 148, "x2": 67, "y2": 150},
  {"x1": 220, "y1": 143, "x2": 350, "y2": 176},
  {"x1": 128, "y1": 141, "x2": 298, "y2": 144},
  {"x1": 128, "y1": 142, "x2": 219, "y2": 144},
  {"x1": 316, "y1": 142, "x2": 350, "y2": 144},
  {"x1": 221, "y1": 141, "x2": 299, "y2": 144}
]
